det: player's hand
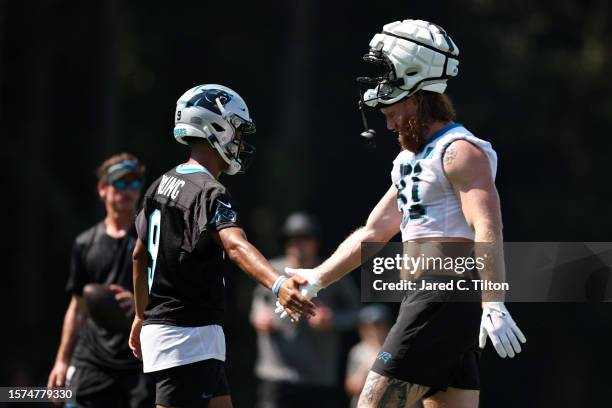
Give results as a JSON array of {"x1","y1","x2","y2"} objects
[
  {"x1": 277, "y1": 274, "x2": 317, "y2": 321},
  {"x1": 47, "y1": 360, "x2": 69, "y2": 406},
  {"x1": 109, "y1": 284, "x2": 135, "y2": 317},
  {"x1": 47, "y1": 360, "x2": 68, "y2": 388},
  {"x1": 285, "y1": 267, "x2": 324, "y2": 299},
  {"x1": 276, "y1": 267, "x2": 324, "y2": 319},
  {"x1": 307, "y1": 301, "x2": 333, "y2": 331},
  {"x1": 479, "y1": 302, "x2": 526, "y2": 358},
  {"x1": 129, "y1": 316, "x2": 144, "y2": 361}
]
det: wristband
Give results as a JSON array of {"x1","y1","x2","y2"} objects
[{"x1": 272, "y1": 276, "x2": 287, "y2": 298}]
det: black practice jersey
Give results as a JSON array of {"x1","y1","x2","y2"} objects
[
  {"x1": 65, "y1": 222, "x2": 140, "y2": 370},
  {"x1": 135, "y1": 164, "x2": 240, "y2": 327}
]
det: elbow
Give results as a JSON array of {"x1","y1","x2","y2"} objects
[
  {"x1": 217, "y1": 228, "x2": 251, "y2": 265},
  {"x1": 70, "y1": 296, "x2": 86, "y2": 323},
  {"x1": 364, "y1": 225, "x2": 394, "y2": 243},
  {"x1": 224, "y1": 238, "x2": 247, "y2": 264},
  {"x1": 344, "y1": 376, "x2": 362, "y2": 397},
  {"x1": 473, "y1": 221, "x2": 503, "y2": 240},
  {"x1": 132, "y1": 244, "x2": 147, "y2": 264},
  {"x1": 364, "y1": 228, "x2": 381, "y2": 242}
]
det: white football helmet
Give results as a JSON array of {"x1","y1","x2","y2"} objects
[
  {"x1": 173, "y1": 84, "x2": 256, "y2": 175},
  {"x1": 359, "y1": 19, "x2": 460, "y2": 107}
]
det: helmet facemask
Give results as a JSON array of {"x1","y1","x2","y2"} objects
[
  {"x1": 357, "y1": 45, "x2": 409, "y2": 107},
  {"x1": 213, "y1": 97, "x2": 257, "y2": 174}
]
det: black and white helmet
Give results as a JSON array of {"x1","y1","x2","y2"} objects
[
  {"x1": 173, "y1": 84, "x2": 256, "y2": 175},
  {"x1": 359, "y1": 19, "x2": 460, "y2": 107}
]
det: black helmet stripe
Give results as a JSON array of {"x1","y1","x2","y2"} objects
[{"x1": 381, "y1": 31, "x2": 457, "y2": 59}]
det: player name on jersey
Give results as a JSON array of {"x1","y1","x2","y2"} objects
[{"x1": 157, "y1": 175, "x2": 185, "y2": 200}]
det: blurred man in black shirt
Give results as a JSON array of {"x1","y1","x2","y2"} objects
[
  {"x1": 251, "y1": 212, "x2": 359, "y2": 408},
  {"x1": 48, "y1": 153, "x2": 153, "y2": 408}
]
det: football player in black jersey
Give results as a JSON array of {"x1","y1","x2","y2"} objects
[
  {"x1": 129, "y1": 84, "x2": 315, "y2": 408},
  {"x1": 48, "y1": 153, "x2": 154, "y2": 408}
]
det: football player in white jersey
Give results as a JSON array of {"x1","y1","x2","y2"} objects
[{"x1": 277, "y1": 19, "x2": 526, "y2": 408}]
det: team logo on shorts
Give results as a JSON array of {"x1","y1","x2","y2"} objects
[{"x1": 377, "y1": 351, "x2": 393, "y2": 364}]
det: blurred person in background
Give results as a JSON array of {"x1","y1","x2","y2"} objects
[
  {"x1": 277, "y1": 19, "x2": 526, "y2": 407},
  {"x1": 47, "y1": 153, "x2": 154, "y2": 407},
  {"x1": 345, "y1": 304, "x2": 392, "y2": 407},
  {"x1": 129, "y1": 85, "x2": 315, "y2": 408},
  {"x1": 345, "y1": 305, "x2": 423, "y2": 408},
  {"x1": 251, "y1": 212, "x2": 360, "y2": 408}
]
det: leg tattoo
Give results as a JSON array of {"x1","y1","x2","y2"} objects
[{"x1": 357, "y1": 371, "x2": 429, "y2": 408}]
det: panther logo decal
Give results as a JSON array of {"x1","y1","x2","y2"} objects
[
  {"x1": 377, "y1": 351, "x2": 393, "y2": 364},
  {"x1": 187, "y1": 89, "x2": 233, "y2": 115}
]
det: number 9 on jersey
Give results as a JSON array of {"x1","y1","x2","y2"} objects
[{"x1": 147, "y1": 209, "x2": 161, "y2": 292}]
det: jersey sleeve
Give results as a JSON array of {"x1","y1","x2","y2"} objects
[
  {"x1": 196, "y1": 184, "x2": 240, "y2": 233},
  {"x1": 135, "y1": 208, "x2": 147, "y2": 242},
  {"x1": 65, "y1": 240, "x2": 87, "y2": 296}
]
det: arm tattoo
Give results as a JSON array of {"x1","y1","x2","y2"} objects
[
  {"x1": 378, "y1": 377, "x2": 408, "y2": 407},
  {"x1": 361, "y1": 372, "x2": 382, "y2": 404},
  {"x1": 443, "y1": 144, "x2": 458, "y2": 166},
  {"x1": 358, "y1": 372, "x2": 427, "y2": 407}
]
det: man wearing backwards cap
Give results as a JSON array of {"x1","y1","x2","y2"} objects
[{"x1": 48, "y1": 153, "x2": 153, "y2": 407}]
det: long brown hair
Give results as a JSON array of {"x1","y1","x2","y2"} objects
[{"x1": 400, "y1": 91, "x2": 456, "y2": 151}]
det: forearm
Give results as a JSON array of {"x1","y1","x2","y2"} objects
[
  {"x1": 316, "y1": 185, "x2": 400, "y2": 287},
  {"x1": 218, "y1": 227, "x2": 315, "y2": 320},
  {"x1": 316, "y1": 226, "x2": 375, "y2": 287},
  {"x1": 55, "y1": 297, "x2": 84, "y2": 364},
  {"x1": 226, "y1": 239, "x2": 278, "y2": 289},
  {"x1": 474, "y1": 224, "x2": 506, "y2": 303}
]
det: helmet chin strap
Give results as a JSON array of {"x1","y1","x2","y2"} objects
[
  {"x1": 211, "y1": 97, "x2": 243, "y2": 175},
  {"x1": 201, "y1": 125, "x2": 241, "y2": 175},
  {"x1": 212, "y1": 138, "x2": 241, "y2": 175}
]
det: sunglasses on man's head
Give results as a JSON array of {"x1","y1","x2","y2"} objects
[{"x1": 111, "y1": 179, "x2": 142, "y2": 191}]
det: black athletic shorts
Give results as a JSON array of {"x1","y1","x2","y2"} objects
[
  {"x1": 371, "y1": 276, "x2": 482, "y2": 396},
  {"x1": 148, "y1": 359, "x2": 230, "y2": 407}
]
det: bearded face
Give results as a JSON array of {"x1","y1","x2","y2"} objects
[
  {"x1": 380, "y1": 91, "x2": 457, "y2": 153},
  {"x1": 397, "y1": 114, "x2": 429, "y2": 152},
  {"x1": 381, "y1": 96, "x2": 428, "y2": 153}
]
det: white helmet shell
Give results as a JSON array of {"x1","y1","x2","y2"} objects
[
  {"x1": 361, "y1": 19, "x2": 460, "y2": 107},
  {"x1": 173, "y1": 84, "x2": 255, "y2": 175}
]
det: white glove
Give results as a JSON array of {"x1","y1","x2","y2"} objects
[
  {"x1": 275, "y1": 267, "x2": 324, "y2": 319},
  {"x1": 479, "y1": 302, "x2": 527, "y2": 358}
]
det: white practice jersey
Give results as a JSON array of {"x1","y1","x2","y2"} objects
[{"x1": 391, "y1": 123, "x2": 497, "y2": 242}]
